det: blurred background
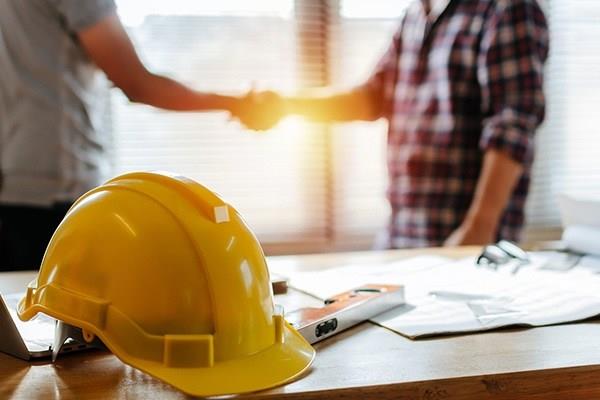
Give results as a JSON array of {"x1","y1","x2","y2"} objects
[{"x1": 108, "y1": 0, "x2": 600, "y2": 254}]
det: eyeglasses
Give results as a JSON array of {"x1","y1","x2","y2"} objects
[{"x1": 476, "y1": 240, "x2": 529, "y2": 274}]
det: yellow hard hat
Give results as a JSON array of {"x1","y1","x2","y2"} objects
[{"x1": 17, "y1": 172, "x2": 315, "y2": 396}]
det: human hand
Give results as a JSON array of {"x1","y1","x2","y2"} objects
[
  {"x1": 231, "y1": 90, "x2": 286, "y2": 131},
  {"x1": 444, "y1": 219, "x2": 496, "y2": 247}
]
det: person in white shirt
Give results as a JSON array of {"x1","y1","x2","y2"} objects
[{"x1": 0, "y1": 0, "x2": 275, "y2": 270}]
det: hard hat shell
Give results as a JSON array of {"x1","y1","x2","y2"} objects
[{"x1": 18, "y1": 172, "x2": 315, "y2": 396}]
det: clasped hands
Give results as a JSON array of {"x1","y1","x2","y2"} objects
[{"x1": 230, "y1": 90, "x2": 287, "y2": 131}]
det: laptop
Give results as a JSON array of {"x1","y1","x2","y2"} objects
[{"x1": 0, "y1": 292, "x2": 93, "y2": 360}]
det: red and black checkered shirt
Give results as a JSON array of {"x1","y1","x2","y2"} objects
[{"x1": 367, "y1": 0, "x2": 549, "y2": 248}]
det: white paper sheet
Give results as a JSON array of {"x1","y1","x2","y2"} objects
[{"x1": 270, "y1": 254, "x2": 600, "y2": 338}]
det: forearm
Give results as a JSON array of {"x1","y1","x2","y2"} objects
[
  {"x1": 126, "y1": 72, "x2": 237, "y2": 112},
  {"x1": 464, "y1": 149, "x2": 524, "y2": 233},
  {"x1": 284, "y1": 85, "x2": 383, "y2": 123},
  {"x1": 77, "y1": 14, "x2": 238, "y2": 113}
]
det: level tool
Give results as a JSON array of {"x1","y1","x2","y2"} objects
[{"x1": 286, "y1": 284, "x2": 405, "y2": 344}]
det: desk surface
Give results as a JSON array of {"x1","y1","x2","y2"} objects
[{"x1": 2, "y1": 247, "x2": 600, "y2": 400}]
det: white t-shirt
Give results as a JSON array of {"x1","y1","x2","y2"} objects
[{"x1": 0, "y1": 0, "x2": 116, "y2": 206}]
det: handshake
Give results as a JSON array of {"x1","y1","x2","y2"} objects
[{"x1": 229, "y1": 90, "x2": 288, "y2": 131}]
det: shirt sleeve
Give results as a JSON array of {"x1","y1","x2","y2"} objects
[
  {"x1": 477, "y1": 0, "x2": 549, "y2": 164},
  {"x1": 51, "y1": 0, "x2": 117, "y2": 32},
  {"x1": 361, "y1": 25, "x2": 403, "y2": 119}
]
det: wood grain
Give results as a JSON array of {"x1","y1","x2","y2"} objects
[{"x1": 2, "y1": 247, "x2": 600, "y2": 399}]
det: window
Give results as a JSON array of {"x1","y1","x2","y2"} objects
[
  {"x1": 524, "y1": 0, "x2": 600, "y2": 240},
  {"x1": 111, "y1": 0, "x2": 411, "y2": 253},
  {"x1": 112, "y1": 1, "x2": 331, "y2": 251},
  {"x1": 330, "y1": 1, "x2": 411, "y2": 247},
  {"x1": 111, "y1": 0, "x2": 600, "y2": 252}
]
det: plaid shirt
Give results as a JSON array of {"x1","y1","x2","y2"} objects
[{"x1": 368, "y1": 0, "x2": 549, "y2": 248}]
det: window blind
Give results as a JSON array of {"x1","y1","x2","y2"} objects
[
  {"x1": 329, "y1": 1, "x2": 411, "y2": 248},
  {"x1": 112, "y1": 1, "x2": 331, "y2": 250},
  {"x1": 524, "y1": 0, "x2": 600, "y2": 240},
  {"x1": 275, "y1": 0, "x2": 410, "y2": 250}
]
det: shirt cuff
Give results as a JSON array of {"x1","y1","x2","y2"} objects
[{"x1": 479, "y1": 109, "x2": 536, "y2": 164}]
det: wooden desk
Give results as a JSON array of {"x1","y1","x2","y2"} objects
[{"x1": 2, "y1": 247, "x2": 600, "y2": 399}]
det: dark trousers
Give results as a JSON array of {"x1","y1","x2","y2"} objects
[{"x1": 0, "y1": 202, "x2": 72, "y2": 271}]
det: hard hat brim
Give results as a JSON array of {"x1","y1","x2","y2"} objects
[
  {"x1": 20, "y1": 299, "x2": 315, "y2": 397},
  {"x1": 134, "y1": 322, "x2": 315, "y2": 397}
]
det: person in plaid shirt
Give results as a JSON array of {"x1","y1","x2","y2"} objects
[{"x1": 237, "y1": 0, "x2": 549, "y2": 248}]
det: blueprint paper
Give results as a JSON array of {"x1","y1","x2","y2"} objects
[{"x1": 270, "y1": 254, "x2": 600, "y2": 338}]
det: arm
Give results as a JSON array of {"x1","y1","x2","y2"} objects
[
  {"x1": 445, "y1": 150, "x2": 522, "y2": 245},
  {"x1": 280, "y1": 25, "x2": 402, "y2": 124},
  {"x1": 283, "y1": 85, "x2": 385, "y2": 123},
  {"x1": 235, "y1": 25, "x2": 401, "y2": 130},
  {"x1": 235, "y1": 81, "x2": 383, "y2": 130},
  {"x1": 77, "y1": 14, "x2": 238, "y2": 112}
]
